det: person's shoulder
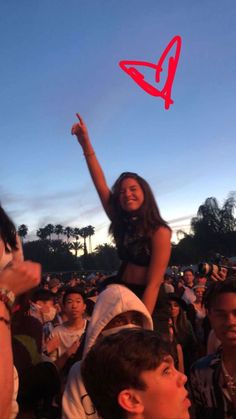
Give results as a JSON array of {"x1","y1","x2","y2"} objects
[
  {"x1": 191, "y1": 351, "x2": 220, "y2": 372},
  {"x1": 152, "y1": 225, "x2": 171, "y2": 242},
  {"x1": 52, "y1": 323, "x2": 67, "y2": 334}
]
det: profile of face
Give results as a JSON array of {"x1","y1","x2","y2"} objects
[
  {"x1": 183, "y1": 271, "x2": 194, "y2": 287},
  {"x1": 168, "y1": 300, "x2": 180, "y2": 319},
  {"x1": 64, "y1": 293, "x2": 86, "y2": 320},
  {"x1": 124, "y1": 355, "x2": 190, "y2": 419},
  {"x1": 208, "y1": 292, "x2": 236, "y2": 347},
  {"x1": 119, "y1": 177, "x2": 144, "y2": 212}
]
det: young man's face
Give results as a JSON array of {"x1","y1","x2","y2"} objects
[
  {"x1": 183, "y1": 271, "x2": 194, "y2": 287},
  {"x1": 138, "y1": 355, "x2": 190, "y2": 419},
  {"x1": 64, "y1": 293, "x2": 86, "y2": 320},
  {"x1": 208, "y1": 292, "x2": 236, "y2": 347}
]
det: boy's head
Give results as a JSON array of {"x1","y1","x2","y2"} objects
[
  {"x1": 82, "y1": 329, "x2": 190, "y2": 419},
  {"x1": 205, "y1": 278, "x2": 236, "y2": 347},
  {"x1": 62, "y1": 287, "x2": 86, "y2": 320}
]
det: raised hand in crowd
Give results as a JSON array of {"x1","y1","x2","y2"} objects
[
  {"x1": 71, "y1": 113, "x2": 90, "y2": 149},
  {"x1": 210, "y1": 267, "x2": 228, "y2": 282}
]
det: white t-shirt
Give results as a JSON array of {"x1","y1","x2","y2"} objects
[{"x1": 49, "y1": 320, "x2": 87, "y2": 361}]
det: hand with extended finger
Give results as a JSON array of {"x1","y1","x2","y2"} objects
[{"x1": 71, "y1": 113, "x2": 90, "y2": 148}]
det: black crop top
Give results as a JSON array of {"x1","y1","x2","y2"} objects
[{"x1": 116, "y1": 233, "x2": 152, "y2": 267}]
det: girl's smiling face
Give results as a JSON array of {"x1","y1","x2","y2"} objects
[{"x1": 119, "y1": 177, "x2": 144, "y2": 212}]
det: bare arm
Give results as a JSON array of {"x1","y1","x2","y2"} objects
[
  {"x1": 71, "y1": 114, "x2": 112, "y2": 219},
  {"x1": 0, "y1": 302, "x2": 12, "y2": 419},
  {"x1": 142, "y1": 227, "x2": 171, "y2": 314},
  {"x1": 0, "y1": 261, "x2": 41, "y2": 418}
]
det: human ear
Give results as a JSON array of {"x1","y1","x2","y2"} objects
[{"x1": 118, "y1": 389, "x2": 144, "y2": 414}]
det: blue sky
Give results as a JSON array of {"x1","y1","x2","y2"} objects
[{"x1": 1, "y1": 0, "x2": 236, "y2": 247}]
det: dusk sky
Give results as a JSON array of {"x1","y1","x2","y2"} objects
[{"x1": 1, "y1": 0, "x2": 236, "y2": 248}]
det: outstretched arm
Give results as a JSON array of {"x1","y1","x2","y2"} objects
[
  {"x1": 142, "y1": 226, "x2": 171, "y2": 315},
  {"x1": 71, "y1": 114, "x2": 112, "y2": 219}
]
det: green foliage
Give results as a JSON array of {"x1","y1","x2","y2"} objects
[{"x1": 171, "y1": 194, "x2": 236, "y2": 264}]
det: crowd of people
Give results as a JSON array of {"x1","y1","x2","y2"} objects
[{"x1": 0, "y1": 113, "x2": 236, "y2": 419}]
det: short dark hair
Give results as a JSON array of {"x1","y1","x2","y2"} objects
[
  {"x1": 62, "y1": 287, "x2": 86, "y2": 305},
  {"x1": 183, "y1": 268, "x2": 194, "y2": 276},
  {"x1": 81, "y1": 329, "x2": 171, "y2": 419},
  {"x1": 31, "y1": 288, "x2": 55, "y2": 303},
  {"x1": 204, "y1": 278, "x2": 236, "y2": 310}
]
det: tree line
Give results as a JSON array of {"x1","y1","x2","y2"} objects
[
  {"x1": 18, "y1": 194, "x2": 236, "y2": 272},
  {"x1": 170, "y1": 194, "x2": 236, "y2": 265}
]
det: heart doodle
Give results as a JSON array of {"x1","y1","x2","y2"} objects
[{"x1": 119, "y1": 35, "x2": 182, "y2": 110}]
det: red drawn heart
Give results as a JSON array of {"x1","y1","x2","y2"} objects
[{"x1": 119, "y1": 35, "x2": 182, "y2": 110}]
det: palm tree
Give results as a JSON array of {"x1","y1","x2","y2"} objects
[
  {"x1": 73, "y1": 227, "x2": 81, "y2": 241},
  {"x1": 44, "y1": 224, "x2": 55, "y2": 240},
  {"x1": 86, "y1": 225, "x2": 95, "y2": 253},
  {"x1": 17, "y1": 224, "x2": 28, "y2": 242},
  {"x1": 64, "y1": 226, "x2": 73, "y2": 243},
  {"x1": 36, "y1": 227, "x2": 48, "y2": 240},
  {"x1": 69, "y1": 241, "x2": 83, "y2": 258},
  {"x1": 79, "y1": 227, "x2": 90, "y2": 255},
  {"x1": 54, "y1": 224, "x2": 64, "y2": 240}
]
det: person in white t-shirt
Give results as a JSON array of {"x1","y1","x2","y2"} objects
[{"x1": 47, "y1": 287, "x2": 87, "y2": 371}]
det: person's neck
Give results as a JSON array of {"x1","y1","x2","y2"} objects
[{"x1": 222, "y1": 346, "x2": 236, "y2": 372}]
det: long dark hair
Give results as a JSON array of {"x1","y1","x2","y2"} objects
[
  {"x1": 0, "y1": 204, "x2": 18, "y2": 252},
  {"x1": 108, "y1": 172, "x2": 170, "y2": 243}
]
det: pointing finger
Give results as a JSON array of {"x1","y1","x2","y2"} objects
[{"x1": 76, "y1": 113, "x2": 84, "y2": 125}]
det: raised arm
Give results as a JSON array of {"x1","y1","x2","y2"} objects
[
  {"x1": 71, "y1": 114, "x2": 112, "y2": 219},
  {"x1": 142, "y1": 226, "x2": 171, "y2": 314}
]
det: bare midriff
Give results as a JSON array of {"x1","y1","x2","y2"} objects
[{"x1": 121, "y1": 262, "x2": 148, "y2": 285}]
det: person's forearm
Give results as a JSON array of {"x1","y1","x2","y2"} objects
[
  {"x1": 0, "y1": 302, "x2": 13, "y2": 419},
  {"x1": 142, "y1": 282, "x2": 161, "y2": 315},
  {"x1": 82, "y1": 143, "x2": 111, "y2": 217}
]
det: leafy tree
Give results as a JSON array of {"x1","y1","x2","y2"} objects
[
  {"x1": 17, "y1": 224, "x2": 28, "y2": 242},
  {"x1": 23, "y1": 239, "x2": 80, "y2": 271},
  {"x1": 93, "y1": 243, "x2": 120, "y2": 271},
  {"x1": 191, "y1": 195, "x2": 236, "y2": 257}
]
